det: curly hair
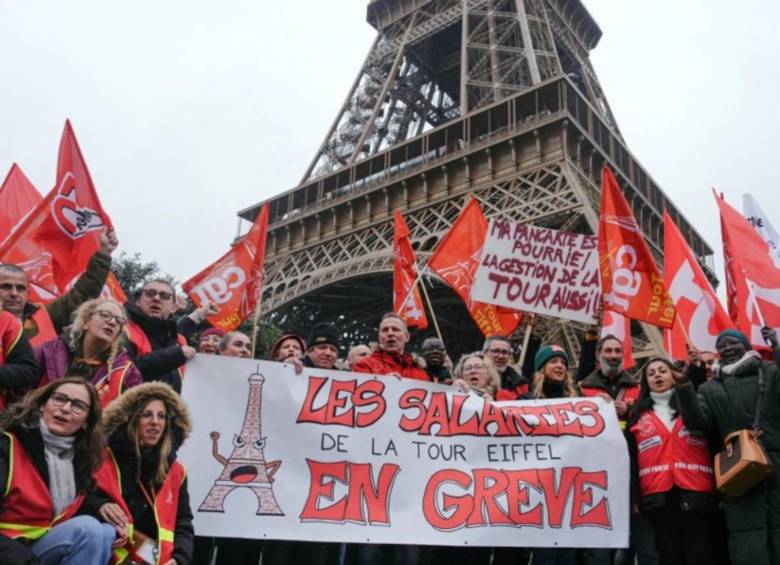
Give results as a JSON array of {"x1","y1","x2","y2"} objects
[
  {"x1": 0, "y1": 378, "x2": 104, "y2": 493},
  {"x1": 65, "y1": 298, "x2": 127, "y2": 373},
  {"x1": 531, "y1": 360, "x2": 578, "y2": 399},
  {"x1": 453, "y1": 352, "x2": 501, "y2": 397}
]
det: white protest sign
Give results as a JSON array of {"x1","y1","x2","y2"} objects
[
  {"x1": 178, "y1": 355, "x2": 629, "y2": 548},
  {"x1": 470, "y1": 219, "x2": 601, "y2": 324}
]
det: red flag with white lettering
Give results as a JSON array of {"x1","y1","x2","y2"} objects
[
  {"x1": 663, "y1": 210, "x2": 734, "y2": 358},
  {"x1": 0, "y1": 121, "x2": 113, "y2": 300},
  {"x1": 429, "y1": 198, "x2": 521, "y2": 337},
  {"x1": 393, "y1": 211, "x2": 428, "y2": 330},
  {"x1": 0, "y1": 164, "x2": 43, "y2": 243},
  {"x1": 598, "y1": 166, "x2": 675, "y2": 328},
  {"x1": 600, "y1": 310, "x2": 634, "y2": 369},
  {"x1": 715, "y1": 191, "x2": 780, "y2": 348},
  {"x1": 182, "y1": 204, "x2": 269, "y2": 331}
]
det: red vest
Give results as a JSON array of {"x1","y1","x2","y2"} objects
[
  {"x1": 95, "y1": 363, "x2": 132, "y2": 409},
  {"x1": 94, "y1": 447, "x2": 186, "y2": 565},
  {"x1": 0, "y1": 312, "x2": 23, "y2": 411},
  {"x1": 25, "y1": 306, "x2": 57, "y2": 348},
  {"x1": 630, "y1": 410, "x2": 715, "y2": 497},
  {"x1": 581, "y1": 383, "x2": 640, "y2": 424},
  {"x1": 0, "y1": 432, "x2": 84, "y2": 540},
  {"x1": 126, "y1": 321, "x2": 187, "y2": 381}
]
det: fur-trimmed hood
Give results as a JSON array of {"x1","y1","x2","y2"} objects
[{"x1": 102, "y1": 382, "x2": 192, "y2": 442}]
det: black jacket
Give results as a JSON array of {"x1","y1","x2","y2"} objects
[
  {"x1": 125, "y1": 302, "x2": 187, "y2": 392},
  {"x1": 0, "y1": 332, "x2": 38, "y2": 401},
  {"x1": 0, "y1": 425, "x2": 91, "y2": 565}
]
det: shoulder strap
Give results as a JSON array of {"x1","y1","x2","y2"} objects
[{"x1": 753, "y1": 364, "x2": 766, "y2": 434}]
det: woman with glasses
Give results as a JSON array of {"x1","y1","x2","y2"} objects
[
  {"x1": 451, "y1": 352, "x2": 501, "y2": 400},
  {"x1": 88, "y1": 382, "x2": 194, "y2": 565},
  {"x1": 0, "y1": 378, "x2": 116, "y2": 565},
  {"x1": 35, "y1": 298, "x2": 143, "y2": 408}
]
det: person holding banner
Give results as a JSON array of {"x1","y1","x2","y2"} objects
[
  {"x1": 579, "y1": 335, "x2": 639, "y2": 422},
  {"x1": 675, "y1": 328, "x2": 780, "y2": 565},
  {"x1": 0, "y1": 302, "x2": 38, "y2": 411},
  {"x1": 89, "y1": 382, "x2": 194, "y2": 565},
  {"x1": 302, "y1": 323, "x2": 341, "y2": 370},
  {"x1": 0, "y1": 228, "x2": 118, "y2": 347},
  {"x1": 271, "y1": 333, "x2": 306, "y2": 362},
  {"x1": 353, "y1": 313, "x2": 428, "y2": 381},
  {"x1": 627, "y1": 357, "x2": 723, "y2": 565},
  {"x1": 345, "y1": 343, "x2": 371, "y2": 369},
  {"x1": 421, "y1": 337, "x2": 452, "y2": 384},
  {"x1": 34, "y1": 298, "x2": 143, "y2": 408},
  {"x1": 482, "y1": 336, "x2": 530, "y2": 400},
  {"x1": 531, "y1": 345, "x2": 578, "y2": 401},
  {"x1": 0, "y1": 378, "x2": 116, "y2": 565},
  {"x1": 450, "y1": 352, "x2": 500, "y2": 400},
  {"x1": 126, "y1": 279, "x2": 196, "y2": 393}
]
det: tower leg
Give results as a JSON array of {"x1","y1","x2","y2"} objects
[
  {"x1": 250, "y1": 486, "x2": 284, "y2": 516},
  {"x1": 199, "y1": 484, "x2": 236, "y2": 513}
]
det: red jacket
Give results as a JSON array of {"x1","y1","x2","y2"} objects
[{"x1": 353, "y1": 351, "x2": 430, "y2": 381}]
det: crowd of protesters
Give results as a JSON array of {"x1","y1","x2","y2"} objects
[{"x1": 0, "y1": 229, "x2": 779, "y2": 565}]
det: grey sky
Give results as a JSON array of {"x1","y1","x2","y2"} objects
[{"x1": 1, "y1": 1, "x2": 778, "y2": 291}]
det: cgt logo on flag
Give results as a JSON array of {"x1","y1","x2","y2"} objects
[
  {"x1": 52, "y1": 172, "x2": 105, "y2": 239},
  {"x1": 191, "y1": 265, "x2": 247, "y2": 305}
]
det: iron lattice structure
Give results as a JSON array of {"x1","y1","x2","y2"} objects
[{"x1": 239, "y1": 0, "x2": 715, "y2": 363}]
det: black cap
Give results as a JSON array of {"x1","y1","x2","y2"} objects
[{"x1": 307, "y1": 323, "x2": 339, "y2": 349}]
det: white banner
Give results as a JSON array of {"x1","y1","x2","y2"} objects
[
  {"x1": 744, "y1": 193, "x2": 780, "y2": 268},
  {"x1": 470, "y1": 219, "x2": 601, "y2": 324},
  {"x1": 179, "y1": 355, "x2": 629, "y2": 548}
]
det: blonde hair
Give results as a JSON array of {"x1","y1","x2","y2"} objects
[
  {"x1": 453, "y1": 352, "x2": 501, "y2": 397},
  {"x1": 66, "y1": 298, "x2": 127, "y2": 374},
  {"x1": 531, "y1": 365, "x2": 579, "y2": 399}
]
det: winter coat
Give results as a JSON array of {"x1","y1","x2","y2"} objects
[
  {"x1": 0, "y1": 314, "x2": 38, "y2": 404},
  {"x1": 353, "y1": 350, "x2": 430, "y2": 381},
  {"x1": 83, "y1": 382, "x2": 194, "y2": 565},
  {"x1": 34, "y1": 336, "x2": 143, "y2": 392},
  {"x1": 496, "y1": 364, "x2": 530, "y2": 400},
  {"x1": 0, "y1": 423, "x2": 92, "y2": 565},
  {"x1": 676, "y1": 352, "x2": 780, "y2": 565},
  {"x1": 125, "y1": 302, "x2": 187, "y2": 392},
  {"x1": 21, "y1": 252, "x2": 112, "y2": 342}
]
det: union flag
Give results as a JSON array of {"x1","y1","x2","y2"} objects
[{"x1": 393, "y1": 211, "x2": 428, "y2": 330}]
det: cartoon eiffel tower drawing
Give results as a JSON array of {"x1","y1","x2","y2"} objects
[{"x1": 199, "y1": 368, "x2": 283, "y2": 515}]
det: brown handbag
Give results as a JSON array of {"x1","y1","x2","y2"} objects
[{"x1": 714, "y1": 364, "x2": 773, "y2": 497}]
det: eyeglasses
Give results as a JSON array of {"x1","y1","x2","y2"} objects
[
  {"x1": 463, "y1": 364, "x2": 486, "y2": 373},
  {"x1": 486, "y1": 348, "x2": 512, "y2": 357},
  {"x1": 49, "y1": 392, "x2": 90, "y2": 415},
  {"x1": 92, "y1": 310, "x2": 126, "y2": 326},
  {"x1": 142, "y1": 288, "x2": 174, "y2": 301}
]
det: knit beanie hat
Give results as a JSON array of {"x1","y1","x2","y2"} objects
[
  {"x1": 200, "y1": 328, "x2": 225, "y2": 340},
  {"x1": 715, "y1": 329, "x2": 752, "y2": 350},
  {"x1": 307, "y1": 323, "x2": 340, "y2": 349},
  {"x1": 534, "y1": 344, "x2": 569, "y2": 372}
]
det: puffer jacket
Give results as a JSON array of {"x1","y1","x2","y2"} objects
[{"x1": 353, "y1": 350, "x2": 430, "y2": 381}]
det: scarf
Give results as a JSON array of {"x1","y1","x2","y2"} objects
[
  {"x1": 542, "y1": 379, "x2": 566, "y2": 399},
  {"x1": 650, "y1": 390, "x2": 675, "y2": 431},
  {"x1": 39, "y1": 418, "x2": 77, "y2": 515},
  {"x1": 720, "y1": 351, "x2": 762, "y2": 376}
]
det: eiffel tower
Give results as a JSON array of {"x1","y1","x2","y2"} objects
[{"x1": 239, "y1": 0, "x2": 714, "y2": 362}]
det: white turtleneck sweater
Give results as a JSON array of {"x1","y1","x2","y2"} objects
[{"x1": 650, "y1": 389, "x2": 675, "y2": 431}]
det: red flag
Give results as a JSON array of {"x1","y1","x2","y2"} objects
[
  {"x1": 715, "y1": 191, "x2": 780, "y2": 347},
  {"x1": 393, "y1": 211, "x2": 428, "y2": 330},
  {"x1": 182, "y1": 204, "x2": 270, "y2": 331},
  {"x1": 0, "y1": 164, "x2": 43, "y2": 243},
  {"x1": 663, "y1": 210, "x2": 734, "y2": 358},
  {"x1": 429, "y1": 198, "x2": 521, "y2": 337},
  {"x1": 601, "y1": 310, "x2": 635, "y2": 369},
  {"x1": 598, "y1": 166, "x2": 675, "y2": 328},
  {"x1": 0, "y1": 121, "x2": 113, "y2": 300}
]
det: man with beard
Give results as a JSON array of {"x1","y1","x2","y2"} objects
[
  {"x1": 578, "y1": 334, "x2": 639, "y2": 422},
  {"x1": 420, "y1": 337, "x2": 451, "y2": 383}
]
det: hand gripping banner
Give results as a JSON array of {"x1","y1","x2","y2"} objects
[{"x1": 179, "y1": 356, "x2": 630, "y2": 548}]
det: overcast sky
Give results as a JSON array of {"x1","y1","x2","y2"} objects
[{"x1": 1, "y1": 1, "x2": 778, "y2": 289}]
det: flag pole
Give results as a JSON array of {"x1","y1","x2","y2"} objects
[
  {"x1": 250, "y1": 283, "x2": 264, "y2": 358},
  {"x1": 400, "y1": 265, "x2": 428, "y2": 310},
  {"x1": 419, "y1": 273, "x2": 444, "y2": 342},
  {"x1": 517, "y1": 314, "x2": 536, "y2": 370}
]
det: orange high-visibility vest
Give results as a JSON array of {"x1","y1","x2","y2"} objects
[
  {"x1": 0, "y1": 312, "x2": 23, "y2": 411},
  {"x1": 630, "y1": 410, "x2": 715, "y2": 497},
  {"x1": 126, "y1": 321, "x2": 187, "y2": 381},
  {"x1": 0, "y1": 432, "x2": 84, "y2": 540},
  {"x1": 95, "y1": 363, "x2": 132, "y2": 409},
  {"x1": 95, "y1": 447, "x2": 186, "y2": 565},
  {"x1": 25, "y1": 306, "x2": 57, "y2": 348}
]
